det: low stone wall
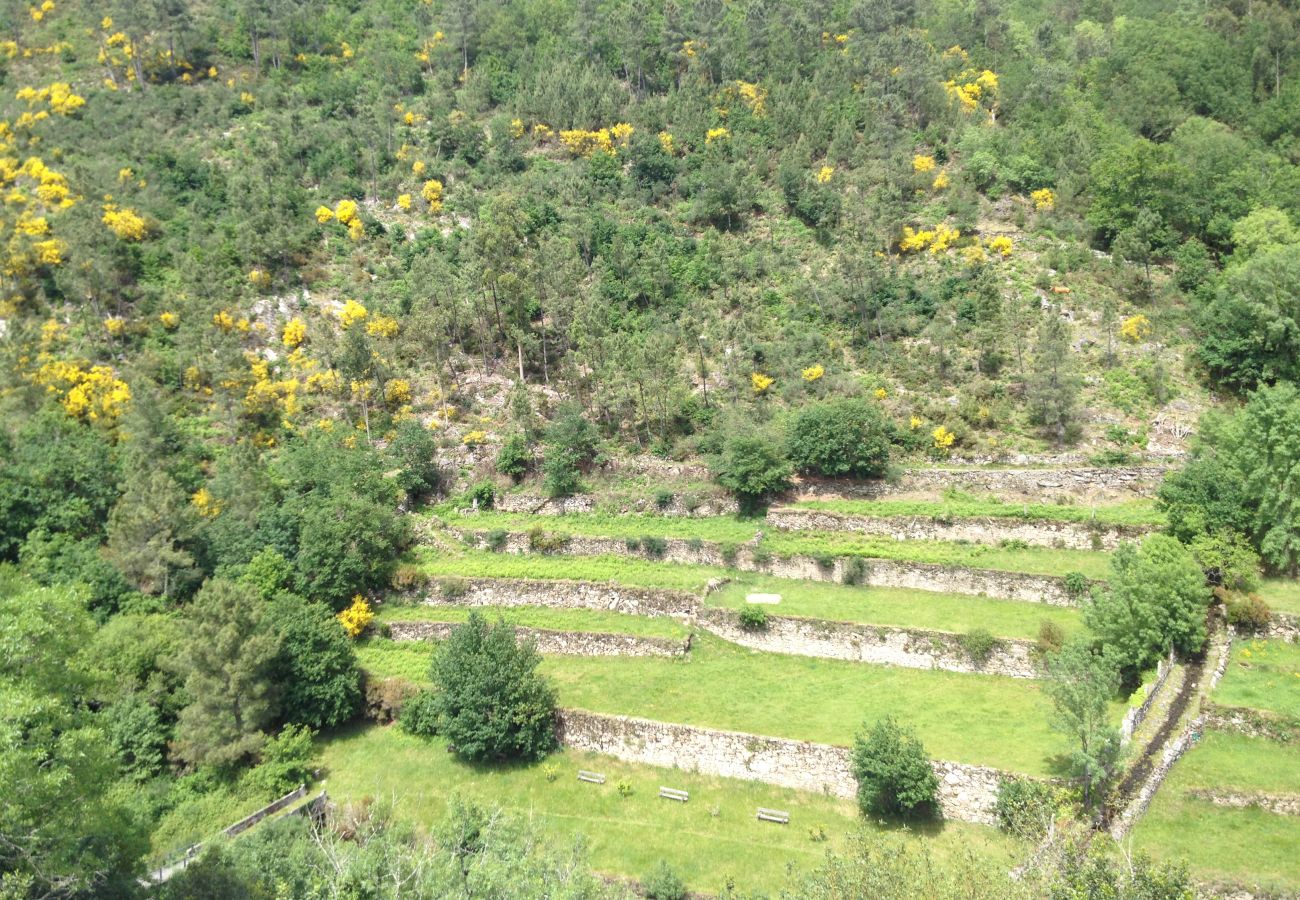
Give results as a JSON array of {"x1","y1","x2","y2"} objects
[
  {"x1": 768, "y1": 507, "x2": 1148, "y2": 551},
  {"x1": 698, "y1": 608, "x2": 1040, "y2": 678},
  {"x1": 795, "y1": 465, "x2": 1170, "y2": 500},
  {"x1": 555, "y1": 709, "x2": 1009, "y2": 825},
  {"x1": 426, "y1": 577, "x2": 699, "y2": 617},
  {"x1": 387, "y1": 619, "x2": 689, "y2": 657},
  {"x1": 492, "y1": 493, "x2": 739, "y2": 518},
  {"x1": 1202, "y1": 704, "x2": 1300, "y2": 742},
  {"x1": 1259, "y1": 612, "x2": 1300, "y2": 642},
  {"x1": 464, "y1": 531, "x2": 1083, "y2": 605},
  {"x1": 1120, "y1": 650, "x2": 1178, "y2": 744},
  {"x1": 1186, "y1": 789, "x2": 1300, "y2": 817}
]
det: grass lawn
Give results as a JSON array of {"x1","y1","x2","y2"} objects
[
  {"x1": 356, "y1": 634, "x2": 1095, "y2": 776},
  {"x1": 1130, "y1": 732, "x2": 1300, "y2": 894},
  {"x1": 433, "y1": 510, "x2": 1114, "y2": 579},
  {"x1": 1214, "y1": 639, "x2": 1300, "y2": 719},
  {"x1": 1257, "y1": 578, "x2": 1300, "y2": 616},
  {"x1": 377, "y1": 603, "x2": 690, "y2": 639},
  {"x1": 788, "y1": 497, "x2": 1164, "y2": 527},
  {"x1": 314, "y1": 724, "x2": 1025, "y2": 895},
  {"x1": 710, "y1": 576, "x2": 1083, "y2": 641}
]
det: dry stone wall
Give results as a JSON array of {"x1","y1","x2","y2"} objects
[
  {"x1": 698, "y1": 608, "x2": 1041, "y2": 678},
  {"x1": 795, "y1": 465, "x2": 1169, "y2": 500},
  {"x1": 1259, "y1": 613, "x2": 1300, "y2": 642},
  {"x1": 426, "y1": 577, "x2": 699, "y2": 617},
  {"x1": 387, "y1": 619, "x2": 688, "y2": 657},
  {"x1": 767, "y1": 507, "x2": 1149, "y2": 551},
  {"x1": 492, "y1": 493, "x2": 739, "y2": 518},
  {"x1": 555, "y1": 709, "x2": 1010, "y2": 825},
  {"x1": 464, "y1": 531, "x2": 1082, "y2": 605}
]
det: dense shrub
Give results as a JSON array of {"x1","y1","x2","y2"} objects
[
  {"x1": 738, "y1": 603, "x2": 769, "y2": 630},
  {"x1": 1062, "y1": 572, "x2": 1090, "y2": 600},
  {"x1": 842, "y1": 557, "x2": 869, "y2": 586},
  {"x1": 1223, "y1": 591, "x2": 1271, "y2": 633},
  {"x1": 527, "y1": 527, "x2": 570, "y2": 554},
  {"x1": 361, "y1": 674, "x2": 419, "y2": 723},
  {"x1": 850, "y1": 716, "x2": 939, "y2": 820},
  {"x1": 642, "y1": 861, "x2": 688, "y2": 900},
  {"x1": 1037, "y1": 620, "x2": 1066, "y2": 654},
  {"x1": 640, "y1": 535, "x2": 668, "y2": 558},
  {"x1": 399, "y1": 689, "x2": 441, "y2": 737},
  {"x1": 958, "y1": 628, "x2": 998, "y2": 665},
  {"x1": 709, "y1": 429, "x2": 792, "y2": 508},
  {"x1": 786, "y1": 398, "x2": 893, "y2": 479},
  {"x1": 541, "y1": 403, "x2": 599, "y2": 498},
  {"x1": 994, "y1": 779, "x2": 1060, "y2": 841},
  {"x1": 495, "y1": 433, "x2": 532, "y2": 479},
  {"x1": 467, "y1": 481, "x2": 496, "y2": 509}
]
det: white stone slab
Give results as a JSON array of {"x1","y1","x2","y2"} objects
[{"x1": 745, "y1": 593, "x2": 781, "y2": 605}]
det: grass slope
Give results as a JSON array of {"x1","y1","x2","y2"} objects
[
  {"x1": 1214, "y1": 639, "x2": 1300, "y2": 719},
  {"x1": 357, "y1": 634, "x2": 1097, "y2": 775},
  {"x1": 1256, "y1": 578, "x2": 1300, "y2": 616},
  {"x1": 314, "y1": 724, "x2": 1024, "y2": 895}
]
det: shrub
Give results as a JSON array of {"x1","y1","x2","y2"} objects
[
  {"x1": 686, "y1": 537, "x2": 704, "y2": 552},
  {"x1": 958, "y1": 628, "x2": 998, "y2": 665},
  {"x1": 399, "y1": 689, "x2": 440, "y2": 737},
  {"x1": 787, "y1": 398, "x2": 893, "y2": 479},
  {"x1": 807, "y1": 823, "x2": 828, "y2": 842},
  {"x1": 527, "y1": 527, "x2": 569, "y2": 554},
  {"x1": 430, "y1": 612, "x2": 558, "y2": 762},
  {"x1": 709, "y1": 428, "x2": 792, "y2": 508},
  {"x1": 751, "y1": 547, "x2": 772, "y2": 566},
  {"x1": 484, "y1": 529, "x2": 509, "y2": 552},
  {"x1": 842, "y1": 557, "x2": 869, "y2": 586},
  {"x1": 994, "y1": 779, "x2": 1060, "y2": 841},
  {"x1": 653, "y1": 489, "x2": 674, "y2": 510},
  {"x1": 390, "y1": 564, "x2": 427, "y2": 590},
  {"x1": 1223, "y1": 591, "x2": 1271, "y2": 633},
  {"x1": 437, "y1": 576, "x2": 469, "y2": 599},
  {"x1": 336, "y1": 595, "x2": 375, "y2": 638},
  {"x1": 814, "y1": 553, "x2": 836, "y2": 571},
  {"x1": 543, "y1": 763, "x2": 559, "y2": 782},
  {"x1": 738, "y1": 604, "x2": 769, "y2": 630},
  {"x1": 496, "y1": 433, "x2": 531, "y2": 479},
  {"x1": 1063, "y1": 571, "x2": 1089, "y2": 599},
  {"x1": 624, "y1": 536, "x2": 642, "y2": 552},
  {"x1": 720, "y1": 543, "x2": 739, "y2": 567},
  {"x1": 1037, "y1": 619, "x2": 1066, "y2": 654},
  {"x1": 641, "y1": 535, "x2": 668, "y2": 558},
  {"x1": 999, "y1": 538, "x2": 1030, "y2": 551},
  {"x1": 243, "y1": 724, "x2": 315, "y2": 799},
  {"x1": 362, "y1": 674, "x2": 419, "y2": 723},
  {"x1": 467, "y1": 481, "x2": 496, "y2": 509},
  {"x1": 616, "y1": 780, "x2": 634, "y2": 798},
  {"x1": 850, "y1": 716, "x2": 940, "y2": 820},
  {"x1": 642, "y1": 861, "x2": 687, "y2": 900},
  {"x1": 542, "y1": 403, "x2": 598, "y2": 498}
]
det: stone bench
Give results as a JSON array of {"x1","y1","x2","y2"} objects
[
  {"x1": 658, "y1": 787, "x2": 689, "y2": 802},
  {"x1": 756, "y1": 807, "x2": 790, "y2": 824},
  {"x1": 577, "y1": 770, "x2": 606, "y2": 784}
]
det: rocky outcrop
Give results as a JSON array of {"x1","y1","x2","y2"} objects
[{"x1": 555, "y1": 709, "x2": 1013, "y2": 825}]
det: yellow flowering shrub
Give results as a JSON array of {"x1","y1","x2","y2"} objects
[
  {"x1": 751, "y1": 372, "x2": 774, "y2": 394},
  {"x1": 801, "y1": 364, "x2": 825, "y2": 381},
  {"x1": 248, "y1": 267, "x2": 271, "y2": 288},
  {"x1": 101, "y1": 203, "x2": 147, "y2": 240},
  {"x1": 932, "y1": 425, "x2": 956, "y2": 450},
  {"x1": 191, "y1": 487, "x2": 222, "y2": 518},
  {"x1": 912, "y1": 154, "x2": 935, "y2": 173},
  {"x1": 559, "y1": 128, "x2": 615, "y2": 157},
  {"x1": 462, "y1": 429, "x2": 487, "y2": 446},
  {"x1": 909, "y1": 415, "x2": 923, "y2": 430},
  {"x1": 366, "y1": 314, "x2": 399, "y2": 338},
  {"x1": 282, "y1": 317, "x2": 306, "y2": 348},
  {"x1": 987, "y1": 236, "x2": 1013, "y2": 257},
  {"x1": 1031, "y1": 188, "x2": 1055, "y2": 211},
  {"x1": 1120, "y1": 314, "x2": 1152, "y2": 343},
  {"x1": 347, "y1": 217, "x2": 364, "y2": 240},
  {"x1": 31, "y1": 359, "x2": 130, "y2": 421},
  {"x1": 315, "y1": 205, "x2": 334, "y2": 223},
  {"x1": 336, "y1": 596, "x2": 374, "y2": 638},
  {"x1": 397, "y1": 193, "x2": 411, "y2": 210},
  {"x1": 422, "y1": 179, "x2": 443, "y2": 212},
  {"x1": 339, "y1": 299, "x2": 368, "y2": 328},
  {"x1": 816, "y1": 165, "x2": 834, "y2": 184},
  {"x1": 658, "y1": 131, "x2": 675, "y2": 155},
  {"x1": 384, "y1": 378, "x2": 412, "y2": 405},
  {"x1": 873, "y1": 387, "x2": 888, "y2": 400},
  {"x1": 932, "y1": 171, "x2": 949, "y2": 190},
  {"x1": 159, "y1": 311, "x2": 179, "y2": 329},
  {"x1": 508, "y1": 118, "x2": 524, "y2": 139},
  {"x1": 705, "y1": 127, "x2": 730, "y2": 144},
  {"x1": 212, "y1": 310, "x2": 235, "y2": 332},
  {"x1": 412, "y1": 159, "x2": 426, "y2": 175},
  {"x1": 102, "y1": 316, "x2": 125, "y2": 336},
  {"x1": 334, "y1": 199, "x2": 358, "y2": 224},
  {"x1": 532, "y1": 123, "x2": 553, "y2": 140}
]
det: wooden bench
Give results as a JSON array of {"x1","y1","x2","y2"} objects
[
  {"x1": 658, "y1": 787, "x2": 689, "y2": 802},
  {"x1": 577, "y1": 770, "x2": 606, "y2": 785},
  {"x1": 756, "y1": 807, "x2": 790, "y2": 824}
]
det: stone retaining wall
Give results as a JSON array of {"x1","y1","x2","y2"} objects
[
  {"x1": 555, "y1": 709, "x2": 1009, "y2": 825},
  {"x1": 387, "y1": 619, "x2": 689, "y2": 657},
  {"x1": 698, "y1": 608, "x2": 1041, "y2": 678},
  {"x1": 768, "y1": 507, "x2": 1148, "y2": 551},
  {"x1": 796, "y1": 465, "x2": 1169, "y2": 500},
  {"x1": 464, "y1": 531, "x2": 1082, "y2": 605},
  {"x1": 1120, "y1": 650, "x2": 1178, "y2": 744},
  {"x1": 426, "y1": 577, "x2": 699, "y2": 617},
  {"x1": 1202, "y1": 704, "x2": 1300, "y2": 742},
  {"x1": 1259, "y1": 612, "x2": 1300, "y2": 642},
  {"x1": 1186, "y1": 789, "x2": 1300, "y2": 817},
  {"x1": 492, "y1": 493, "x2": 739, "y2": 518}
]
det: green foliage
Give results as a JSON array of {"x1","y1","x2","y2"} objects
[
  {"x1": 496, "y1": 432, "x2": 532, "y2": 479},
  {"x1": 387, "y1": 420, "x2": 445, "y2": 501},
  {"x1": 1043, "y1": 641, "x2": 1122, "y2": 807},
  {"x1": 738, "y1": 603, "x2": 769, "y2": 630},
  {"x1": 1084, "y1": 535, "x2": 1211, "y2": 673},
  {"x1": 710, "y1": 428, "x2": 792, "y2": 507},
  {"x1": 1037, "y1": 620, "x2": 1066, "y2": 655},
  {"x1": 1063, "y1": 572, "x2": 1090, "y2": 599},
  {"x1": 1196, "y1": 244, "x2": 1300, "y2": 390},
  {"x1": 267, "y1": 593, "x2": 362, "y2": 730},
  {"x1": 429, "y1": 612, "x2": 558, "y2": 762},
  {"x1": 468, "y1": 481, "x2": 497, "y2": 509},
  {"x1": 850, "y1": 716, "x2": 940, "y2": 821},
  {"x1": 399, "y1": 689, "x2": 441, "y2": 737},
  {"x1": 643, "y1": 861, "x2": 688, "y2": 900},
  {"x1": 958, "y1": 628, "x2": 998, "y2": 665},
  {"x1": 1188, "y1": 530, "x2": 1261, "y2": 590},
  {"x1": 994, "y1": 779, "x2": 1061, "y2": 841},
  {"x1": 786, "y1": 398, "x2": 893, "y2": 479},
  {"x1": 243, "y1": 724, "x2": 316, "y2": 799},
  {"x1": 542, "y1": 403, "x2": 599, "y2": 498},
  {"x1": 1222, "y1": 592, "x2": 1272, "y2": 633}
]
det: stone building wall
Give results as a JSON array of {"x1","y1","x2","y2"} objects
[
  {"x1": 387, "y1": 619, "x2": 688, "y2": 657},
  {"x1": 555, "y1": 709, "x2": 1010, "y2": 825},
  {"x1": 766, "y1": 508, "x2": 1150, "y2": 552}
]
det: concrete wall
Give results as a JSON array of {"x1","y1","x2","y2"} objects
[
  {"x1": 556, "y1": 709, "x2": 1010, "y2": 825},
  {"x1": 387, "y1": 619, "x2": 688, "y2": 657},
  {"x1": 767, "y1": 507, "x2": 1149, "y2": 552}
]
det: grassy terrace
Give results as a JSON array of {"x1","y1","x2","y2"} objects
[
  {"x1": 1132, "y1": 732, "x2": 1300, "y2": 894},
  {"x1": 1214, "y1": 639, "x2": 1300, "y2": 719},
  {"x1": 787, "y1": 497, "x2": 1164, "y2": 527},
  {"x1": 377, "y1": 603, "x2": 690, "y2": 639},
  {"x1": 1257, "y1": 578, "x2": 1300, "y2": 616},
  {"x1": 429, "y1": 509, "x2": 1115, "y2": 579},
  {"x1": 315, "y1": 725, "x2": 1024, "y2": 894},
  {"x1": 357, "y1": 633, "x2": 1105, "y2": 776},
  {"x1": 412, "y1": 549, "x2": 1083, "y2": 641}
]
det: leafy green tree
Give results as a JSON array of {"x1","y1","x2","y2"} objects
[
  {"x1": 541, "y1": 402, "x2": 599, "y2": 498},
  {"x1": 1084, "y1": 535, "x2": 1211, "y2": 674},
  {"x1": 292, "y1": 490, "x2": 409, "y2": 609},
  {"x1": 786, "y1": 398, "x2": 893, "y2": 479},
  {"x1": 387, "y1": 419, "x2": 444, "y2": 502},
  {"x1": 1025, "y1": 314, "x2": 1081, "y2": 444},
  {"x1": 267, "y1": 593, "x2": 362, "y2": 729},
  {"x1": 1043, "y1": 640, "x2": 1122, "y2": 807},
  {"x1": 429, "y1": 612, "x2": 558, "y2": 763},
  {"x1": 496, "y1": 432, "x2": 532, "y2": 479},
  {"x1": 850, "y1": 716, "x2": 940, "y2": 820},
  {"x1": 104, "y1": 468, "x2": 200, "y2": 598},
  {"x1": 175, "y1": 579, "x2": 282, "y2": 768},
  {"x1": 242, "y1": 723, "x2": 316, "y2": 799},
  {"x1": 1196, "y1": 245, "x2": 1300, "y2": 390},
  {"x1": 709, "y1": 428, "x2": 792, "y2": 508}
]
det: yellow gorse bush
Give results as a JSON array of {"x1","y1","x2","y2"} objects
[
  {"x1": 101, "y1": 203, "x2": 147, "y2": 240},
  {"x1": 802, "y1": 364, "x2": 825, "y2": 382},
  {"x1": 1031, "y1": 188, "x2": 1055, "y2": 211},
  {"x1": 1121, "y1": 314, "x2": 1152, "y2": 343},
  {"x1": 339, "y1": 299, "x2": 368, "y2": 328},
  {"x1": 336, "y1": 596, "x2": 374, "y2": 638},
  {"x1": 282, "y1": 318, "x2": 306, "y2": 348},
  {"x1": 751, "y1": 372, "x2": 774, "y2": 394}
]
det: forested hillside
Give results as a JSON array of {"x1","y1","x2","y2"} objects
[{"x1": 1, "y1": 0, "x2": 1298, "y2": 896}]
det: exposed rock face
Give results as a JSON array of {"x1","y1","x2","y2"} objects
[
  {"x1": 386, "y1": 619, "x2": 689, "y2": 657},
  {"x1": 555, "y1": 709, "x2": 1013, "y2": 825},
  {"x1": 766, "y1": 507, "x2": 1151, "y2": 551}
]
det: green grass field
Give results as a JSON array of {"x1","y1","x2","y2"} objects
[
  {"x1": 378, "y1": 603, "x2": 690, "y2": 639},
  {"x1": 1214, "y1": 639, "x2": 1300, "y2": 719},
  {"x1": 433, "y1": 510, "x2": 1114, "y2": 579},
  {"x1": 357, "y1": 633, "x2": 1098, "y2": 776},
  {"x1": 314, "y1": 724, "x2": 1025, "y2": 895},
  {"x1": 709, "y1": 576, "x2": 1082, "y2": 641},
  {"x1": 1257, "y1": 578, "x2": 1300, "y2": 616},
  {"x1": 1130, "y1": 730, "x2": 1300, "y2": 894},
  {"x1": 416, "y1": 548, "x2": 727, "y2": 591},
  {"x1": 787, "y1": 498, "x2": 1164, "y2": 526}
]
